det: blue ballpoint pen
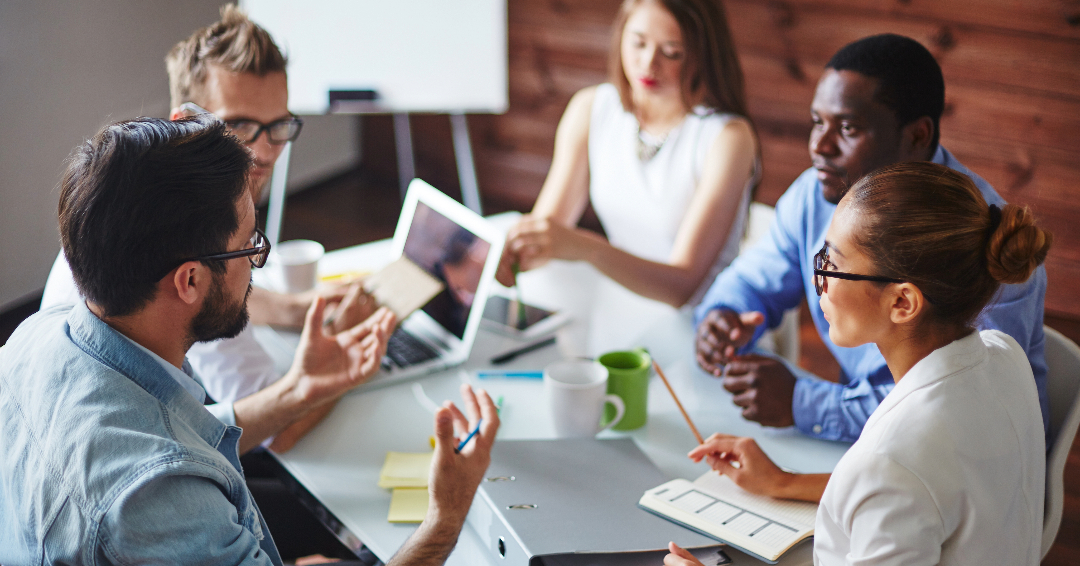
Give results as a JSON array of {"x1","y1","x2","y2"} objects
[
  {"x1": 455, "y1": 419, "x2": 482, "y2": 454},
  {"x1": 476, "y1": 370, "x2": 543, "y2": 379}
]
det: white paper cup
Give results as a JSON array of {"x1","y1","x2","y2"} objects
[
  {"x1": 273, "y1": 239, "x2": 324, "y2": 293},
  {"x1": 544, "y1": 360, "x2": 625, "y2": 438}
]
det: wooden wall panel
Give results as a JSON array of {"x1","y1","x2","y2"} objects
[
  {"x1": 772, "y1": 0, "x2": 1080, "y2": 40},
  {"x1": 727, "y1": 0, "x2": 1080, "y2": 97},
  {"x1": 362, "y1": 0, "x2": 1080, "y2": 318}
]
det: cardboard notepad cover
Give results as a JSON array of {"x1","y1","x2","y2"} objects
[{"x1": 465, "y1": 438, "x2": 716, "y2": 565}]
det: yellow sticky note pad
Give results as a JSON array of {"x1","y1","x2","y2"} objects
[
  {"x1": 319, "y1": 270, "x2": 371, "y2": 283},
  {"x1": 378, "y1": 452, "x2": 432, "y2": 489},
  {"x1": 388, "y1": 488, "x2": 429, "y2": 523}
]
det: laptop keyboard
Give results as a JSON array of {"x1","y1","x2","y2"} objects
[{"x1": 385, "y1": 329, "x2": 440, "y2": 368}]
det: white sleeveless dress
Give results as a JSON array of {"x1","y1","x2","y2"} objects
[{"x1": 588, "y1": 83, "x2": 755, "y2": 305}]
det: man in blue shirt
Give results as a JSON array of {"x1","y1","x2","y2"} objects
[
  {"x1": 0, "y1": 116, "x2": 499, "y2": 565},
  {"x1": 694, "y1": 34, "x2": 1048, "y2": 443}
]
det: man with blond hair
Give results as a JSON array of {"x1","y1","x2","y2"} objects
[{"x1": 43, "y1": 4, "x2": 360, "y2": 450}]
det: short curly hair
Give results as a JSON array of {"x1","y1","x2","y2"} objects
[
  {"x1": 165, "y1": 4, "x2": 287, "y2": 109},
  {"x1": 826, "y1": 34, "x2": 945, "y2": 154}
]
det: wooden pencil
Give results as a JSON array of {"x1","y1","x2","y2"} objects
[{"x1": 652, "y1": 359, "x2": 704, "y2": 445}]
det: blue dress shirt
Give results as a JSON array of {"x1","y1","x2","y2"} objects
[
  {"x1": 695, "y1": 147, "x2": 1048, "y2": 443},
  {"x1": 0, "y1": 302, "x2": 283, "y2": 565}
]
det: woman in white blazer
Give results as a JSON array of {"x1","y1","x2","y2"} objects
[{"x1": 666, "y1": 161, "x2": 1052, "y2": 566}]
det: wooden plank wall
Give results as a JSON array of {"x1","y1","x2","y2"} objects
[{"x1": 362, "y1": 0, "x2": 1080, "y2": 319}]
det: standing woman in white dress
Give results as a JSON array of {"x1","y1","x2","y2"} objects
[
  {"x1": 665, "y1": 162, "x2": 1052, "y2": 565},
  {"x1": 497, "y1": 0, "x2": 759, "y2": 307}
]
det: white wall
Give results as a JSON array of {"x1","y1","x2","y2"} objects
[{"x1": 0, "y1": 1, "x2": 359, "y2": 310}]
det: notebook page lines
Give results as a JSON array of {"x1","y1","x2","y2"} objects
[
  {"x1": 667, "y1": 489, "x2": 800, "y2": 548},
  {"x1": 693, "y1": 472, "x2": 817, "y2": 527}
]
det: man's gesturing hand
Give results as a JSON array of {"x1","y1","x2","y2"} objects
[
  {"x1": 325, "y1": 281, "x2": 379, "y2": 335},
  {"x1": 695, "y1": 308, "x2": 764, "y2": 375},
  {"x1": 721, "y1": 354, "x2": 796, "y2": 428},
  {"x1": 429, "y1": 384, "x2": 500, "y2": 524},
  {"x1": 386, "y1": 385, "x2": 500, "y2": 566},
  {"x1": 289, "y1": 297, "x2": 395, "y2": 406}
]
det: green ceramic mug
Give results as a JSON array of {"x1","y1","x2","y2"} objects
[{"x1": 598, "y1": 348, "x2": 651, "y2": 431}]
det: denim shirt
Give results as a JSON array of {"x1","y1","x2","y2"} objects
[
  {"x1": 695, "y1": 147, "x2": 1049, "y2": 443},
  {"x1": 0, "y1": 302, "x2": 283, "y2": 565}
]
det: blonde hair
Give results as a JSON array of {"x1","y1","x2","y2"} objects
[
  {"x1": 165, "y1": 4, "x2": 287, "y2": 109},
  {"x1": 607, "y1": 0, "x2": 748, "y2": 117},
  {"x1": 846, "y1": 162, "x2": 1051, "y2": 328}
]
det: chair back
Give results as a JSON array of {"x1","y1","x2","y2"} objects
[{"x1": 1042, "y1": 325, "x2": 1080, "y2": 558}]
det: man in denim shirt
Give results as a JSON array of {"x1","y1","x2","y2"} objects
[
  {"x1": 694, "y1": 34, "x2": 1048, "y2": 443},
  {"x1": 0, "y1": 117, "x2": 499, "y2": 565}
]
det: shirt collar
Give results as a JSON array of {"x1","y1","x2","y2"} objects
[
  {"x1": 931, "y1": 144, "x2": 949, "y2": 166},
  {"x1": 67, "y1": 301, "x2": 229, "y2": 447},
  {"x1": 115, "y1": 332, "x2": 206, "y2": 404}
]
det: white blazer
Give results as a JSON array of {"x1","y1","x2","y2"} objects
[{"x1": 814, "y1": 330, "x2": 1045, "y2": 565}]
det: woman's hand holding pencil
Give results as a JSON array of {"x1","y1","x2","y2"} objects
[{"x1": 688, "y1": 434, "x2": 787, "y2": 498}]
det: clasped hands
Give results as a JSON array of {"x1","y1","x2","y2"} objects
[{"x1": 695, "y1": 308, "x2": 796, "y2": 428}]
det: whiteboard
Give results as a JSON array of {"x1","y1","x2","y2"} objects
[{"x1": 242, "y1": 0, "x2": 507, "y2": 114}]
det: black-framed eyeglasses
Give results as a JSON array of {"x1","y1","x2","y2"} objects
[
  {"x1": 223, "y1": 117, "x2": 303, "y2": 144},
  {"x1": 155, "y1": 228, "x2": 271, "y2": 281},
  {"x1": 176, "y1": 102, "x2": 303, "y2": 144},
  {"x1": 813, "y1": 243, "x2": 903, "y2": 296}
]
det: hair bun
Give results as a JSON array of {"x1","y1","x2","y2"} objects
[{"x1": 986, "y1": 205, "x2": 1052, "y2": 284}]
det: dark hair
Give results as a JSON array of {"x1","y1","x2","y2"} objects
[
  {"x1": 845, "y1": 162, "x2": 1051, "y2": 329},
  {"x1": 826, "y1": 34, "x2": 945, "y2": 154},
  {"x1": 609, "y1": 0, "x2": 748, "y2": 117},
  {"x1": 58, "y1": 116, "x2": 252, "y2": 317},
  {"x1": 166, "y1": 4, "x2": 287, "y2": 109}
]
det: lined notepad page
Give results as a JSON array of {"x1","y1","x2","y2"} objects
[{"x1": 663, "y1": 472, "x2": 816, "y2": 548}]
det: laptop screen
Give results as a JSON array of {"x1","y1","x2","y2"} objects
[{"x1": 402, "y1": 202, "x2": 492, "y2": 339}]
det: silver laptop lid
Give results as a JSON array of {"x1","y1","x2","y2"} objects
[{"x1": 391, "y1": 179, "x2": 504, "y2": 355}]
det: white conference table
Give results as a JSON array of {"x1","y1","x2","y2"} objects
[{"x1": 262, "y1": 213, "x2": 851, "y2": 565}]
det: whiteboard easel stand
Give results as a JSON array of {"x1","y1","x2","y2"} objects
[
  {"x1": 393, "y1": 113, "x2": 416, "y2": 203},
  {"x1": 449, "y1": 112, "x2": 482, "y2": 214},
  {"x1": 262, "y1": 111, "x2": 483, "y2": 250},
  {"x1": 393, "y1": 111, "x2": 483, "y2": 215}
]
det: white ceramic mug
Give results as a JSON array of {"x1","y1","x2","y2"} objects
[
  {"x1": 273, "y1": 239, "x2": 324, "y2": 293},
  {"x1": 544, "y1": 360, "x2": 625, "y2": 438}
]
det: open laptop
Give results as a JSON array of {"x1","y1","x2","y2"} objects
[{"x1": 368, "y1": 178, "x2": 504, "y2": 388}]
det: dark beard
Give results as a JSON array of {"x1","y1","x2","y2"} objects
[{"x1": 189, "y1": 273, "x2": 251, "y2": 344}]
